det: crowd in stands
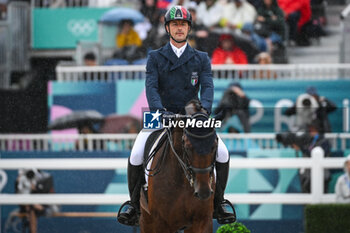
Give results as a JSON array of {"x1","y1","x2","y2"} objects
[
  {"x1": 0, "y1": 0, "x2": 328, "y2": 65},
  {"x1": 95, "y1": 0, "x2": 328, "y2": 66}
]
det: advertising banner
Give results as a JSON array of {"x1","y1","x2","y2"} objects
[
  {"x1": 32, "y1": 8, "x2": 111, "y2": 49},
  {"x1": 49, "y1": 80, "x2": 350, "y2": 133}
]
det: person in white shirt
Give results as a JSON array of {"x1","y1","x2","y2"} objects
[
  {"x1": 221, "y1": 0, "x2": 257, "y2": 30},
  {"x1": 196, "y1": 0, "x2": 224, "y2": 28},
  {"x1": 167, "y1": 0, "x2": 193, "y2": 9},
  {"x1": 335, "y1": 155, "x2": 350, "y2": 203}
]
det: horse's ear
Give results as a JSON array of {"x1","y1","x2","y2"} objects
[{"x1": 185, "y1": 100, "x2": 204, "y2": 115}]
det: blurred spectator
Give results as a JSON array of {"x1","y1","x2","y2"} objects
[
  {"x1": 157, "y1": 0, "x2": 172, "y2": 9},
  {"x1": 335, "y1": 155, "x2": 350, "y2": 203},
  {"x1": 221, "y1": 0, "x2": 257, "y2": 30},
  {"x1": 277, "y1": 122, "x2": 331, "y2": 193},
  {"x1": 247, "y1": 0, "x2": 262, "y2": 9},
  {"x1": 16, "y1": 169, "x2": 58, "y2": 233},
  {"x1": 113, "y1": 20, "x2": 146, "y2": 63},
  {"x1": 214, "y1": 82, "x2": 251, "y2": 132},
  {"x1": 83, "y1": 52, "x2": 97, "y2": 66},
  {"x1": 75, "y1": 122, "x2": 99, "y2": 150},
  {"x1": 196, "y1": 0, "x2": 224, "y2": 29},
  {"x1": 78, "y1": 122, "x2": 98, "y2": 134},
  {"x1": 241, "y1": 23, "x2": 268, "y2": 52},
  {"x1": 211, "y1": 34, "x2": 248, "y2": 65},
  {"x1": 311, "y1": 0, "x2": 327, "y2": 26},
  {"x1": 257, "y1": 52, "x2": 272, "y2": 64},
  {"x1": 116, "y1": 20, "x2": 142, "y2": 49},
  {"x1": 189, "y1": 1, "x2": 220, "y2": 56},
  {"x1": 88, "y1": 0, "x2": 124, "y2": 7},
  {"x1": 256, "y1": 0, "x2": 286, "y2": 41},
  {"x1": 0, "y1": 0, "x2": 8, "y2": 19},
  {"x1": 254, "y1": 52, "x2": 277, "y2": 79},
  {"x1": 167, "y1": 0, "x2": 192, "y2": 8},
  {"x1": 277, "y1": 0, "x2": 311, "y2": 45},
  {"x1": 227, "y1": 126, "x2": 240, "y2": 133},
  {"x1": 141, "y1": 0, "x2": 160, "y2": 27},
  {"x1": 187, "y1": 1, "x2": 211, "y2": 52},
  {"x1": 152, "y1": 9, "x2": 169, "y2": 49},
  {"x1": 123, "y1": 121, "x2": 141, "y2": 134},
  {"x1": 82, "y1": 52, "x2": 100, "y2": 80},
  {"x1": 141, "y1": 0, "x2": 161, "y2": 50}
]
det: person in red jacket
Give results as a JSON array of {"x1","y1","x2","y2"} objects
[
  {"x1": 277, "y1": 0, "x2": 311, "y2": 45},
  {"x1": 211, "y1": 34, "x2": 248, "y2": 65}
]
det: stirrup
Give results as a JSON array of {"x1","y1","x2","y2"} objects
[
  {"x1": 216, "y1": 199, "x2": 237, "y2": 225},
  {"x1": 117, "y1": 201, "x2": 139, "y2": 226}
]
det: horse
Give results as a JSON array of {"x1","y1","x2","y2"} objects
[{"x1": 139, "y1": 101, "x2": 218, "y2": 233}]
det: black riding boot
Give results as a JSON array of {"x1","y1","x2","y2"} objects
[
  {"x1": 117, "y1": 159, "x2": 143, "y2": 226},
  {"x1": 213, "y1": 160, "x2": 236, "y2": 224}
]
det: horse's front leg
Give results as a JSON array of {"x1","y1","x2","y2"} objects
[
  {"x1": 140, "y1": 210, "x2": 176, "y2": 233},
  {"x1": 184, "y1": 217, "x2": 213, "y2": 233}
]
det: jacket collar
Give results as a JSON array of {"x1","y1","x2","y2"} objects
[{"x1": 159, "y1": 42, "x2": 196, "y2": 71}]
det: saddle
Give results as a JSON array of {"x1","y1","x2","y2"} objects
[
  {"x1": 143, "y1": 128, "x2": 168, "y2": 168},
  {"x1": 139, "y1": 129, "x2": 168, "y2": 214}
]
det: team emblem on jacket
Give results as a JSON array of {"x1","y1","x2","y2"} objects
[{"x1": 191, "y1": 72, "x2": 198, "y2": 86}]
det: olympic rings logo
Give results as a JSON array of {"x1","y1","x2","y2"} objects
[{"x1": 67, "y1": 19, "x2": 96, "y2": 37}]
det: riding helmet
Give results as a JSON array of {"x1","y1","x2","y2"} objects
[{"x1": 164, "y1": 5, "x2": 192, "y2": 27}]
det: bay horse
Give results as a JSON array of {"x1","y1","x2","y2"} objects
[{"x1": 139, "y1": 101, "x2": 218, "y2": 233}]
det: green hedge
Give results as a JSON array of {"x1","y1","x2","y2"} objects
[
  {"x1": 216, "y1": 222, "x2": 251, "y2": 233},
  {"x1": 305, "y1": 204, "x2": 350, "y2": 233}
]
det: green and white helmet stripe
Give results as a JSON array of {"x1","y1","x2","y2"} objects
[{"x1": 165, "y1": 5, "x2": 192, "y2": 26}]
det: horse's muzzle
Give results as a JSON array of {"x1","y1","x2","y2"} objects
[{"x1": 194, "y1": 187, "x2": 214, "y2": 200}]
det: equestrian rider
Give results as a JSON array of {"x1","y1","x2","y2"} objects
[{"x1": 118, "y1": 5, "x2": 235, "y2": 225}]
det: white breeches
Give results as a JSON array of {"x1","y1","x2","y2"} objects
[{"x1": 129, "y1": 130, "x2": 229, "y2": 166}]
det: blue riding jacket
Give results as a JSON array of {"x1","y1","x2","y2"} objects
[{"x1": 146, "y1": 42, "x2": 214, "y2": 114}]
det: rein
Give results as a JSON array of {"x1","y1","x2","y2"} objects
[
  {"x1": 166, "y1": 128, "x2": 195, "y2": 186},
  {"x1": 144, "y1": 136, "x2": 169, "y2": 177}
]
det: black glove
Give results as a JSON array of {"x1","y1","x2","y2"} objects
[{"x1": 160, "y1": 109, "x2": 175, "y2": 123}]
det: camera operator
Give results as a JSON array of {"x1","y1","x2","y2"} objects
[
  {"x1": 214, "y1": 82, "x2": 251, "y2": 132},
  {"x1": 284, "y1": 86, "x2": 337, "y2": 133},
  {"x1": 306, "y1": 86, "x2": 337, "y2": 133},
  {"x1": 15, "y1": 169, "x2": 58, "y2": 233},
  {"x1": 284, "y1": 93, "x2": 319, "y2": 132},
  {"x1": 276, "y1": 121, "x2": 331, "y2": 193}
]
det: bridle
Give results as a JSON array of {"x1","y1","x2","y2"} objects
[{"x1": 166, "y1": 113, "x2": 217, "y2": 187}]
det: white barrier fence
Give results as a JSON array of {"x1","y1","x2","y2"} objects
[
  {"x1": 56, "y1": 64, "x2": 350, "y2": 82},
  {"x1": 0, "y1": 147, "x2": 345, "y2": 205},
  {"x1": 1, "y1": 133, "x2": 350, "y2": 152}
]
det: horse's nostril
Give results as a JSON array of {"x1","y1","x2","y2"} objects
[{"x1": 194, "y1": 192, "x2": 199, "y2": 198}]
